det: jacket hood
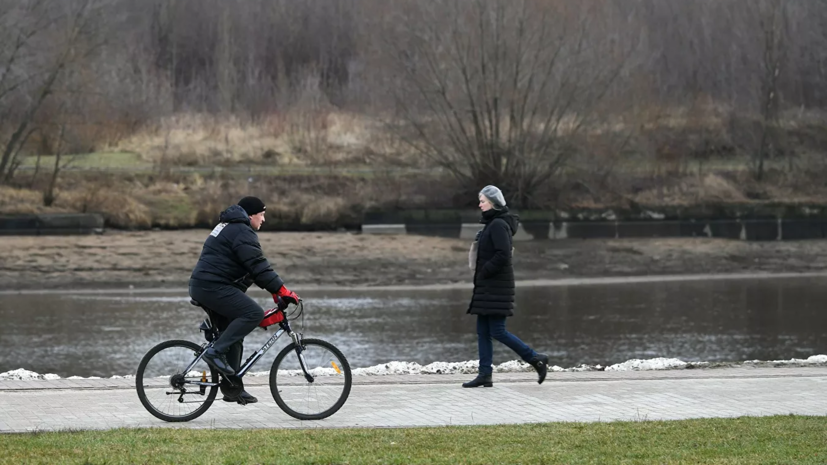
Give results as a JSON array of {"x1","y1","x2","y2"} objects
[
  {"x1": 501, "y1": 212, "x2": 519, "y2": 236},
  {"x1": 219, "y1": 205, "x2": 252, "y2": 225},
  {"x1": 482, "y1": 208, "x2": 519, "y2": 236}
]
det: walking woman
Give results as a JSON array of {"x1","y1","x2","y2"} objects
[{"x1": 463, "y1": 185, "x2": 549, "y2": 388}]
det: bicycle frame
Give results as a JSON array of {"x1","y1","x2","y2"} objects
[{"x1": 182, "y1": 313, "x2": 314, "y2": 388}]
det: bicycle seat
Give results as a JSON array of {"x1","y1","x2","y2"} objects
[
  {"x1": 190, "y1": 299, "x2": 216, "y2": 321},
  {"x1": 191, "y1": 299, "x2": 220, "y2": 340}
]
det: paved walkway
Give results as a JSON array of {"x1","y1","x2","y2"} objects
[{"x1": 1, "y1": 367, "x2": 825, "y2": 432}]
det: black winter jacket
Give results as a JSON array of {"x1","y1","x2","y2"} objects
[
  {"x1": 467, "y1": 209, "x2": 518, "y2": 317},
  {"x1": 189, "y1": 205, "x2": 284, "y2": 294}
]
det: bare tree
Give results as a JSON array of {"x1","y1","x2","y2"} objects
[
  {"x1": 42, "y1": 120, "x2": 66, "y2": 206},
  {"x1": 4, "y1": 0, "x2": 827, "y2": 206},
  {"x1": 283, "y1": 71, "x2": 332, "y2": 164},
  {"x1": 0, "y1": 0, "x2": 52, "y2": 182},
  {"x1": 0, "y1": 0, "x2": 107, "y2": 184},
  {"x1": 378, "y1": 0, "x2": 633, "y2": 207},
  {"x1": 752, "y1": 0, "x2": 789, "y2": 181}
]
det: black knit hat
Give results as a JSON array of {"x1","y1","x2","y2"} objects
[{"x1": 238, "y1": 196, "x2": 266, "y2": 216}]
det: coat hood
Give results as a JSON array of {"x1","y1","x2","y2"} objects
[
  {"x1": 482, "y1": 208, "x2": 519, "y2": 236},
  {"x1": 219, "y1": 205, "x2": 252, "y2": 225}
]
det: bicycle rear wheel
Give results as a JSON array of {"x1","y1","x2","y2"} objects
[
  {"x1": 269, "y1": 338, "x2": 352, "y2": 420},
  {"x1": 136, "y1": 340, "x2": 219, "y2": 422}
]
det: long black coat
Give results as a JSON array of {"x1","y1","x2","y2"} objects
[
  {"x1": 467, "y1": 209, "x2": 518, "y2": 317},
  {"x1": 189, "y1": 205, "x2": 284, "y2": 294}
]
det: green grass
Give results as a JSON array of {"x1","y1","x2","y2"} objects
[
  {"x1": 15, "y1": 149, "x2": 792, "y2": 178},
  {"x1": 1, "y1": 416, "x2": 825, "y2": 464},
  {"x1": 18, "y1": 151, "x2": 148, "y2": 169},
  {"x1": 17, "y1": 151, "x2": 432, "y2": 177}
]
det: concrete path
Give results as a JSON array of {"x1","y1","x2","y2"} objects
[{"x1": 1, "y1": 367, "x2": 825, "y2": 432}]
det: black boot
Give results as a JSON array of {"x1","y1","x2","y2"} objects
[
  {"x1": 224, "y1": 390, "x2": 258, "y2": 404},
  {"x1": 220, "y1": 376, "x2": 256, "y2": 404},
  {"x1": 202, "y1": 348, "x2": 235, "y2": 376},
  {"x1": 462, "y1": 373, "x2": 493, "y2": 388},
  {"x1": 529, "y1": 354, "x2": 549, "y2": 384}
]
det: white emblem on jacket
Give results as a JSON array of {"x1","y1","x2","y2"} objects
[{"x1": 209, "y1": 223, "x2": 228, "y2": 237}]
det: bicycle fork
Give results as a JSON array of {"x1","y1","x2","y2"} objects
[{"x1": 290, "y1": 331, "x2": 315, "y2": 383}]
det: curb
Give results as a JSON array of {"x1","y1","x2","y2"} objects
[{"x1": 3, "y1": 367, "x2": 825, "y2": 391}]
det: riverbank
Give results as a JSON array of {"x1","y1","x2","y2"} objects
[{"x1": 1, "y1": 231, "x2": 826, "y2": 291}]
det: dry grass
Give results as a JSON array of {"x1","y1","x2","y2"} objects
[
  {"x1": 3, "y1": 104, "x2": 826, "y2": 224},
  {"x1": 0, "y1": 186, "x2": 56, "y2": 214},
  {"x1": 110, "y1": 111, "x2": 386, "y2": 168},
  {"x1": 111, "y1": 113, "x2": 289, "y2": 166},
  {"x1": 0, "y1": 168, "x2": 451, "y2": 229},
  {"x1": 5, "y1": 163, "x2": 827, "y2": 230},
  {"x1": 57, "y1": 185, "x2": 153, "y2": 229},
  {"x1": 629, "y1": 173, "x2": 748, "y2": 205}
]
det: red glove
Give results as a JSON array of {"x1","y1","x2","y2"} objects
[
  {"x1": 259, "y1": 307, "x2": 284, "y2": 328},
  {"x1": 275, "y1": 285, "x2": 300, "y2": 305}
]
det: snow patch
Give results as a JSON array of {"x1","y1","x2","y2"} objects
[
  {"x1": 0, "y1": 368, "x2": 61, "y2": 381},
  {"x1": 606, "y1": 357, "x2": 688, "y2": 371},
  {"x1": 353, "y1": 361, "x2": 424, "y2": 376},
  {"x1": 3, "y1": 355, "x2": 826, "y2": 380},
  {"x1": 745, "y1": 354, "x2": 827, "y2": 366}
]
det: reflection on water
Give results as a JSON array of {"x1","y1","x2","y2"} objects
[{"x1": 0, "y1": 277, "x2": 825, "y2": 377}]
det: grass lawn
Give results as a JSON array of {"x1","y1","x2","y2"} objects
[
  {"x1": 15, "y1": 150, "x2": 794, "y2": 182},
  {"x1": 17, "y1": 151, "x2": 433, "y2": 177},
  {"x1": 13, "y1": 146, "x2": 797, "y2": 182},
  {"x1": 0, "y1": 416, "x2": 825, "y2": 464},
  {"x1": 17, "y1": 151, "x2": 148, "y2": 170}
]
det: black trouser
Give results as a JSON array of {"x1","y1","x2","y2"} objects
[{"x1": 189, "y1": 283, "x2": 264, "y2": 357}]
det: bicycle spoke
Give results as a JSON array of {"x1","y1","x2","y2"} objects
[
  {"x1": 136, "y1": 341, "x2": 219, "y2": 422},
  {"x1": 270, "y1": 339, "x2": 352, "y2": 420}
]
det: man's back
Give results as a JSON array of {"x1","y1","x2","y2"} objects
[{"x1": 190, "y1": 204, "x2": 282, "y2": 294}]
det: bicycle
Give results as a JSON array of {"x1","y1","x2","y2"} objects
[{"x1": 135, "y1": 298, "x2": 352, "y2": 422}]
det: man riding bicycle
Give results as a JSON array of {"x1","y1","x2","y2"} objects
[{"x1": 188, "y1": 196, "x2": 299, "y2": 404}]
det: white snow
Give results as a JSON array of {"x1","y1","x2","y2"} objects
[
  {"x1": 2, "y1": 354, "x2": 825, "y2": 380},
  {"x1": 605, "y1": 357, "x2": 688, "y2": 371},
  {"x1": 0, "y1": 368, "x2": 59, "y2": 380},
  {"x1": 353, "y1": 361, "x2": 425, "y2": 376},
  {"x1": 744, "y1": 354, "x2": 827, "y2": 366}
]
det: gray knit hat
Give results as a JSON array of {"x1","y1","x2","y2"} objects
[{"x1": 479, "y1": 185, "x2": 506, "y2": 210}]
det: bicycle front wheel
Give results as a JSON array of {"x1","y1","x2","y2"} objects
[
  {"x1": 136, "y1": 340, "x2": 219, "y2": 422},
  {"x1": 269, "y1": 338, "x2": 352, "y2": 420}
]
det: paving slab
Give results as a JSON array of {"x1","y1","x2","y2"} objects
[{"x1": 0, "y1": 367, "x2": 825, "y2": 433}]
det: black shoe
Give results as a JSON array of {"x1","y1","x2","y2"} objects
[
  {"x1": 462, "y1": 374, "x2": 493, "y2": 388},
  {"x1": 529, "y1": 354, "x2": 549, "y2": 384},
  {"x1": 202, "y1": 348, "x2": 235, "y2": 376},
  {"x1": 223, "y1": 390, "x2": 258, "y2": 405}
]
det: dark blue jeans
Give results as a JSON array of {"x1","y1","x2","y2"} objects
[
  {"x1": 189, "y1": 283, "x2": 264, "y2": 356},
  {"x1": 476, "y1": 315, "x2": 537, "y2": 375}
]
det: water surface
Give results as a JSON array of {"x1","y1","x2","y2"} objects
[{"x1": 0, "y1": 277, "x2": 825, "y2": 377}]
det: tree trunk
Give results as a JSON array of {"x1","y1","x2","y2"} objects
[{"x1": 43, "y1": 124, "x2": 66, "y2": 207}]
